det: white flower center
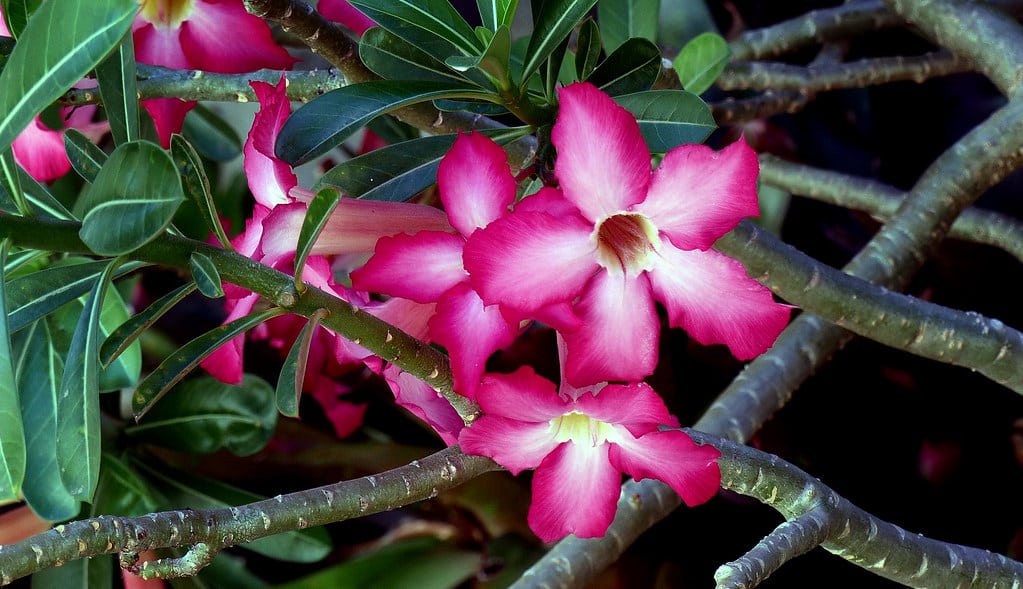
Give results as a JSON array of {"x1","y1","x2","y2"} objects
[
  {"x1": 593, "y1": 213, "x2": 661, "y2": 276},
  {"x1": 138, "y1": 0, "x2": 196, "y2": 28},
  {"x1": 550, "y1": 412, "x2": 616, "y2": 447}
]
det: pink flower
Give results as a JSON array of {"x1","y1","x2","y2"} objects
[
  {"x1": 464, "y1": 82, "x2": 791, "y2": 387},
  {"x1": 132, "y1": 0, "x2": 297, "y2": 146},
  {"x1": 350, "y1": 133, "x2": 524, "y2": 399},
  {"x1": 458, "y1": 349, "x2": 720, "y2": 542},
  {"x1": 318, "y1": 0, "x2": 376, "y2": 37}
]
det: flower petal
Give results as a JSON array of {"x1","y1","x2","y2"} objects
[
  {"x1": 368, "y1": 296, "x2": 435, "y2": 343},
  {"x1": 351, "y1": 231, "x2": 467, "y2": 303},
  {"x1": 307, "y1": 197, "x2": 454, "y2": 255},
  {"x1": 464, "y1": 210, "x2": 597, "y2": 313},
  {"x1": 561, "y1": 271, "x2": 659, "y2": 387},
  {"x1": 459, "y1": 416, "x2": 559, "y2": 474},
  {"x1": 318, "y1": 0, "x2": 377, "y2": 36},
  {"x1": 528, "y1": 442, "x2": 621, "y2": 542},
  {"x1": 199, "y1": 291, "x2": 259, "y2": 384},
  {"x1": 573, "y1": 382, "x2": 679, "y2": 435},
  {"x1": 12, "y1": 118, "x2": 71, "y2": 182},
  {"x1": 636, "y1": 140, "x2": 761, "y2": 251},
  {"x1": 180, "y1": 1, "x2": 297, "y2": 73},
  {"x1": 245, "y1": 77, "x2": 297, "y2": 208},
  {"x1": 430, "y1": 283, "x2": 518, "y2": 399},
  {"x1": 611, "y1": 429, "x2": 721, "y2": 506},
  {"x1": 385, "y1": 366, "x2": 464, "y2": 445},
  {"x1": 648, "y1": 245, "x2": 791, "y2": 360},
  {"x1": 552, "y1": 83, "x2": 651, "y2": 220},
  {"x1": 475, "y1": 367, "x2": 569, "y2": 422},
  {"x1": 438, "y1": 133, "x2": 517, "y2": 236},
  {"x1": 141, "y1": 97, "x2": 195, "y2": 148}
]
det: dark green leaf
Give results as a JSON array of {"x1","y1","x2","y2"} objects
[
  {"x1": 170, "y1": 134, "x2": 233, "y2": 249},
  {"x1": 476, "y1": 0, "x2": 519, "y2": 30},
  {"x1": 521, "y1": 0, "x2": 598, "y2": 84},
  {"x1": 360, "y1": 27, "x2": 469, "y2": 84},
  {"x1": 92, "y1": 453, "x2": 158, "y2": 516},
  {"x1": 6, "y1": 259, "x2": 146, "y2": 332},
  {"x1": 63, "y1": 127, "x2": 107, "y2": 182},
  {"x1": 189, "y1": 252, "x2": 224, "y2": 298},
  {"x1": 0, "y1": 160, "x2": 75, "y2": 219},
  {"x1": 349, "y1": 0, "x2": 481, "y2": 57},
  {"x1": 574, "y1": 17, "x2": 602, "y2": 80},
  {"x1": 276, "y1": 80, "x2": 489, "y2": 166},
  {"x1": 12, "y1": 321, "x2": 78, "y2": 520},
  {"x1": 30, "y1": 554, "x2": 111, "y2": 588},
  {"x1": 615, "y1": 89, "x2": 715, "y2": 152},
  {"x1": 673, "y1": 31, "x2": 730, "y2": 95},
  {"x1": 55, "y1": 257, "x2": 122, "y2": 501},
  {"x1": 597, "y1": 0, "x2": 659, "y2": 53},
  {"x1": 0, "y1": 0, "x2": 42, "y2": 39},
  {"x1": 542, "y1": 28, "x2": 571, "y2": 100},
  {"x1": 294, "y1": 188, "x2": 340, "y2": 287},
  {"x1": 433, "y1": 98, "x2": 509, "y2": 115},
  {"x1": 0, "y1": 239, "x2": 27, "y2": 502},
  {"x1": 366, "y1": 115, "x2": 420, "y2": 145},
  {"x1": 444, "y1": 24, "x2": 512, "y2": 92},
  {"x1": 0, "y1": 0, "x2": 137, "y2": 154},
  {"x1": 95, "y1": 32, "x2": 139, "y2": 145},
  {"x1": 132, "y1": 307, "x2": 287, "y2": 420},
  {"x1": 78, "y1": 141, "x2": 185, "y2": 255},
  {"x1": 99, "y1": 281, "x2": 197, "y2": 367},
  {"x1": 276, "y1": 311, "x2": 325, "y2": 418},
  {"x1": 586, "y1": 37, "x2": 661, "y2": 96},
  {"x1": 131, "y1": 458, "x2": 332, "y2": 563},
  {"x1": 127, "y1": 374, "x2": 277, "y2": 456},
  {"x1": 0, "y1": 148, "x2": 28, "y2": 216},
  {"x1": 181, "y1": 104, "x2": 243, "y2": 162}
]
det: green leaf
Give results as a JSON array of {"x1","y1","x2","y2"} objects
[
  {"x1": 0, "y1": 159, "x2": 75, "y2": 219},
  {"x1": 30, "y1": 554, "x2": 111, "y2": 588},
  {"x1": 276, "y1": 311, "x2": 325, "y2": 418},
  {"x1": 55, "y1": 257, "x2": 122, "y2": 501},
  {"x1": 63, "y1": 127, "x2": 107, "y2": 182},
  {"x1": 585, "y1": 37, "x2": 660, "y2": 96},
  {"x1": 349, "y1": 0, "x2": 482, "y2": 57},
  {"x1": 92, "y1": 453, "x2": 158, "y2": 516},
  {"x1": 521, "y1": 0, "x2": 598, "y2": 84},
  {"x1": 276, "y1": 80, "x2": 490, "y2": 166},
  {"x1": 126, "y1": 374, "x2": 278, "y2": 456},
  {"x1": 181, "y1": 104, "x2": 243, "y2": 162},
  {"x1": 131, "y1": 307, "x2": 287, "y2": 420},
  {"x1": 95, "y1": 32, "x2": 139, "y2": 145},
  {"x1": 99, "y1": 281, "x2": 197, "y2": 367},
  {"x1": 673, "y1": 31, "x2": 730, "y2": 95},
  {"x1": 574, "y1": 17, "x2": 601, "y2": 80},
  {"x1": 0, "y1": 0, "x2": 43, "y2": 39},
  {"x1": 0, "y1": 239, "x2": 27, "y2": 502},
  {"x1": 78, "y1": 141, "x2": 185, "y2": 256},
  {"x1": 170, "y1": 134, "x2": 233, "y2": 249},
  {"x1": 360, "y1": 27, "x2": 470, "y2": 85},
  {"x1": 131, "y1": 458, "x2": 332, "y2": 563},
  {"x1": 0, "y1": 0, "x2": 138, "y2": 154},
  {"x1": 294, "y1": 188, "x2": 340, "y2": 287},
  {"x1": 444, "y1": 24, "x2": 512, "y2": 92},
  {"x1": 614, "y1": 89, "x2": 716, "y2": 152},
  {"x1": 189, "y1": 252, "x2": 224, "y2": 298},
  {"x1": 6, "y1": 259, "x2": 146, "y2": 332},
  {"x1": 12, "y1": 321, "x2": 78, "y2": 520},
  {"x1": 597, "y1": 0, "x2": 659, "y2": 53},
  {"x1": 0, "y1": 148, "x2": 29, "y2": 217},
  {"x1": 433, "y1": 98, "x2": 509, "y2": 115},
  {"x1": 314, "y1": 127, "x2": 528, "y2": 202},
  {"x1": 541, "y1": 28, "x2": 571, "y2": 100},
  {"x1": 477, "y1": 0, "x2": 519, "y2": 30}
]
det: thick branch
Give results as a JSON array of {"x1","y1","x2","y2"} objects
[{"x1": 0, "y1": 446, "x2": 498, "y2": 583}]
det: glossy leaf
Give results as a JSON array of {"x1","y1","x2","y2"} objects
[
  {"x1": 542, "y1": 28, "x2": 570, "y2": 100},
  {"x1": 294, "y1": 188, "x2": 340, "y2": 288},
  {"x1": 93, "y1": 453, "x2": 159, "y2": 516},
  {"x1": 521, "y1": 0, "x2": 598, "y2": 84},
  {"x1": 314, "y1": 127, "x2": 528, "y2": 202},
  {"x1": 131, "y1": 306, "x2": 287, "y2": 420},
  {"x1": 30, "y1": 554, "x2": 111, "y2": 588},
  {"x1": 78, "y1": 141, "x2": 185, "y2": 256},
  {"x1": 0, "y1": 0, "x2": 42, "y2": 39},
  {"x1": 95, "y1": 32, "x2": 139, "y2": 145},
  {"x1": 574, "y1": 17, "x2": 601, "y2": 80},
  {"x1": 181, "y1": 104, "x2": 243, "y2": 162},
  {"x1": 0, "y1": 160, "x2": 75, "y2": 219},
  {"x1": 6, "y1": 259, "x2": 145, "y2": 332},
  {"x1": 99, "y1": 281, "x2": 197, "y2": 367},
  {"x1": 360, "y1": 27, "x2": 469, "y2": 84},
  {"x1": 189, "y1": 252, "x2": 224, "y2": 298},
  {"x1": 12, "y1": 321, "x2": 78, "y2": 520},
  {"x1": 673, "y1": 31, "x2": 730, "y2": 95},
  {"x1": 477, "y1": 0, "x2": 519, "y2": 30},
  {"x1": 433, "y1": 98, "x2": 509, "y2": 115},
  {"x1": 586, "y1": 37, "x2": 661, "y2": 96},
  {"x1": 445, "y1": 24, "x2": 512, "y2": 92},
  {"x1": 0, "y1": 239, "x2": 27, "y2": 502},
  {"x1": 597, "y1": 0, "x2": 658, "y2": 53},
  {"x1": 349, "y1": 0, "x2": 481, "y2": 57},
  {"x1": 0, "y1": 0, "x2": 137, "y2": 154},
  {"x1": 127, "y1": 374, "x2": 277, "y2": 456},
  {"x1": 55, "y1": 257, "x2": 122, "y2": 501},
  {"x1": 131, "y1": 458, "x2": 333, "y2": 563},
  {"x1": 0, "y1": 149, "x2": 28, "y2": 216},
  {"x1": 170, "y1": 133, "x2": 232, "y2": 249},
  {"x1": 614, "y1": 89, "x2": 716, "y2": 152},
  {"x1": 276, "y1": 80, "x2": 489, "y2": 166},
  {"x1": 276, "y1": 311, "x2": 325, "y2": 418},
  {"x1": 63, "y1": 127, "x2": 107, "y2": 182}
]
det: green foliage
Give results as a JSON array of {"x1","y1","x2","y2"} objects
[
  {"x1": 294, "y1": 188, "x2": 341, "y2": 287},
  {"x1": 361, "y1": 27, "x2": 471, "y2": 84},
  {"x1": 0, "y1": 239, "x2": 26, "y2": 502},
  {"x1": 349, "y1": 0, "x2": 482, "y2": 58},
  {"x1": 585, "y1": 37, "x2": 661, "y2": 96},
  {"x1": 95, "y1": 32, "x2": 139, "y2": 145},
  {"x1": 574, "y1": 17, "x2": 602, "y2": 80},
  {"x1": 276, "y1": 315, "x2": 319, "y2": 418},
  {"x1": 63, "y1": 128, "x2": 108, "y2": 183},
  {"x1": 0, "y1": 0, "x2": 43, "y2": 39},
  {"x1": 522, "y1": 0, "x2": 598, "y2": 86},
  {"x1": 615, "y1": 89, "x2": 716, "y2": 151},
  {"x1": 181, "y1": 104, "x2": 244, "y2": 162},
  {"x1": 597, "y1": 0, "x2": 659, "y2": 53},
  {"x1": 99, "y1": 281, "x2": 197, "y2": 367},
  {"x1": 189, "y1": 252, "x2": 224, "y2": 298},
  {"x1": 477, "y1": 0, "x2": 519, "y2": 31},
  {"x1": 673, "y1": 31, "x2": 730, "y2": 95},
  {"x1": 171, "y1": 133, "x2": 233, "y2": 249}
]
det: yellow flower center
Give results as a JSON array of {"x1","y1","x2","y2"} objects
[
  {"x1": 550, "y1": 412, "x2": 616, "y2": 447},
  {"x1": 138, "y1": 0, "x2": 196, "y2": 28},
  {"x1": 594, "y1": 213, "x2": 661, "y2": 276}
]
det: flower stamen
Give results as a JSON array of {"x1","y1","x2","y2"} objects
[{"x1": 594, "y1": 213, "x2": 660, "y2": 276}]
